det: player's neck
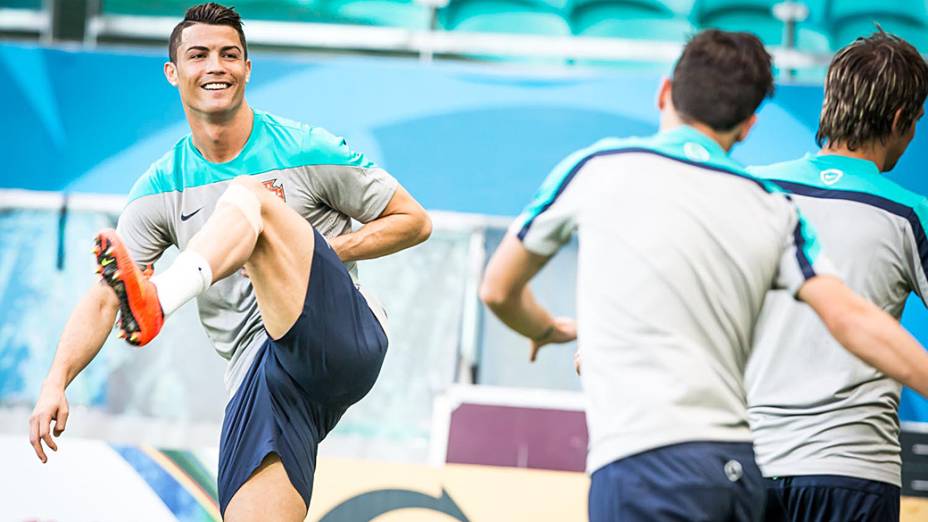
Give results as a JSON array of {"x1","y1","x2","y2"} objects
[
  {"x1": 187, "y1": 103, "x2": 254, "y2": 164},
  {"x1": 661, "y1": 118, "x2": 737, "y2": 153},
  {"x1": 819, "y1": 143, "x2": 887, "y2": 172}
]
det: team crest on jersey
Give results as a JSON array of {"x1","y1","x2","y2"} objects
[
  {"x1": 262, "y1": 178, "x2": 286, "y2": 201},
  {"x1": 820, "y1": 169, "x2": 843, "y2": 186}
]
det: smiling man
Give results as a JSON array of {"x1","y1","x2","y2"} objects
[{"x1": 27, "y1": 3, "x2": 431, "y2": 521}]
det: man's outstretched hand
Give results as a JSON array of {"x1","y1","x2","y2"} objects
[
  {"x1": 29, "y1": 381, "x2": 69, "y2": 463},
  {"x1": 529, "y1": 316, "x2": 577, "y2": 362}
]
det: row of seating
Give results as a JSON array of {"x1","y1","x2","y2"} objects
[{"x1": 3, "y1": 0, "x2": 926, "y2": 52}]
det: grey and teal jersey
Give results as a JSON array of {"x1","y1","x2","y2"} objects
[
  {"x1": 116, "y1": 110, "x2": 398, "y2": 396},
  {"x1": 513, "y1": 125, "x2": 834, "y2": 474},
  {"x1": 746, "y1": 154, "x2": 928, "y2": 487}
]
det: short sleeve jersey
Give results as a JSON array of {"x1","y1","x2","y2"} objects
[
  {"x1": 513, "y1": 125, "x2": 833, "y2": 473},
  {"x1": 116, "y1": 110, "x2": 398, "y2": 394},
  {"x1": 746, "y1": 154, "x2": 928, "y2": 487}
]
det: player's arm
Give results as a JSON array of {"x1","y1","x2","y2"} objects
[
  {"x1": 29, "y1": 183, "x2": 170, "y2": 463},
  {"x1": 479, "y1": 234, "x2": 576, "y2": 361},
  {"x1": 329, "y1": 185, "x2": 431, "y2": 262},
  {"x1": 800, "y1": 275, "x2": 928, "y2": 397},
  {"x1": 29, "y1": 281, "x2": 119, "y2": 463}
]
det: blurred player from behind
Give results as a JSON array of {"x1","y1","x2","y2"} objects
[
  {"x1": 481, "y1": 29, "x2": 928, "y2": 522},
  {"x1": 746, "y1": 31, "x2": 928, "y2": 522},
  {"x1": 27, "y1": 3, "x2": 431, "y2": 521}
]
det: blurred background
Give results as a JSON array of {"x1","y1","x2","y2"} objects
[{"x1": 1, "y1": 1, "x2": 928, "y2": 520}]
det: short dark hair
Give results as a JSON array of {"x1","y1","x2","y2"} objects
[
  {"x1": 168, "y1": 3, "x2": 247, "y2": 63},
  {"x1": 817, "y1": 30, "x2": 928, "y2": 150},
  {"x1": 671, "y1": 30, "x2": 774, "y2": 132}
]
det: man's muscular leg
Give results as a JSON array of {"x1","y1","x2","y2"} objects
[
  {"x1": 97, "y1": 175, "x2": 319, "y2": 518},
  {"x1": 184, "y1": 175, "x2": 315, "y2": 339},
  {"x1": 224, "y1": 454, "x2": 306, "y2": 522}
]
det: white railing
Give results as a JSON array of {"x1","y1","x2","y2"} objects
[{"x1": 84, "y1": 13, "x2": 831, "y2": 70}]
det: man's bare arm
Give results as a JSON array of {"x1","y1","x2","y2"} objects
[
  {"x1": 29, "y1": 282, "x2": 118, "y2": 463},
  {"x1": 329, "y1": 186, "x2": 432, "y2": 262},
  {"x1": 480, "y1": 234, "x2": 576, "y2": 361},
  {"x1": 800, "y1": 275, "x2": 928, "y2": 397}
]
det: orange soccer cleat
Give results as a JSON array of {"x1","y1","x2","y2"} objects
[{"x1": 94, "y1": 229, "x2": 164, "y2": 347}]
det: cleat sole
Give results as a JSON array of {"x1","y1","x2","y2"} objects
[{"x1": 95, "y1": 234, "x2": 144, "y2": 347}]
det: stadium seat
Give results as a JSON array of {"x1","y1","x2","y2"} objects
[
  {"x1": 442, "y1": 0, "x2": 570, "y2": 36},
  {"x1": 0, "y1": 0, "x2": 43, "y2": 8},
  {"x1": 832, "y1": 16, "x2": 928, "y2": 53},
  {"x1": 320, "y1": 0, "x2": 433, "y2": 29},
  {"x1": 828, "y1": 1, "x2": 928, "y2": 52},
  {"x1": 696, "y1": 0, "x2": 830, "y2": 51},
  {"x1": 100, "y1": 0, "x2": 325, "y2": 22},
  {"x1": 570, "y1": 1, "x2": 694, "y2": 41},
  {"x1": 702, "y1": 12, "x2": 830, "y2": 51},
  {"x1": 828, "y1": 0, "x2": 928, "y2": 23}
]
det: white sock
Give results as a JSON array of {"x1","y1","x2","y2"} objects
[{"x1": 151, "y1": 250, "x2": 213, "y2": 317}]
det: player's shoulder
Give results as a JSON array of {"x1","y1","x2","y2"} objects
[
  {"x1": 746, "y1": 156, "x2": 813, "y2": 181},
  {"x1": 256, "y1": 110, "x2": 374, "y2": 169},
  {"x1": 126, "y1": 136, "x2": 189, "y2": 204},
  {"x1": 873, "y1": 176, "x2": 928, "y2": 229},
  {"x1": 548, "y1": 135, "x2": 655, "y2": 177}
]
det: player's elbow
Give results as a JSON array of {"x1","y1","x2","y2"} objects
[
  {"x1": 479, "y1": 280, "x2": 513, "y2": 312},
  {"x1": 414, "y1": 211, "x2": 432, "y2": 245}
]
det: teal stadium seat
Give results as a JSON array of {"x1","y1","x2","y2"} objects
[
  {"x1": 440, "y1": 0, "x2": 571, "y2": 64},
  {"x1": 101, "y1": 0, "x2": 325, "y2": 22},
  {"x1": 442, "y1": 0, "x2": 571, "y2": 36},
  {"x1": 695, "y1": 0, "x2": 830, "y2": 52},
  {"x1": 829, "y1": 0, "x2": 928, "y2": 52},
  {"x1": 568, "y1": 1, "x2": 693, "y2": 72},
  {"x1": 570, "y1": 1, "x2": 695, "y2": 41},
  {"x1": 319, "y1": 0, "x2": 432, "y2": 29},
  {"x1": 0, "y1": 0, "x2": 43, "y2": 8}
]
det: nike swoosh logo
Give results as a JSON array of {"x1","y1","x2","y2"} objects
[
  {"x1": 180, "y1": 208, "x2": 203, "y2": 221},
  {"x1": 100, "y1": 258, "x2": 114, "y2": 266}
]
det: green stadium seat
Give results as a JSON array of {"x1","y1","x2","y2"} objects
[
  {"x1": 569, "y1": 1, "x2": 693, "y2": 40},
  {"x1": 695, "y1": 0, "x2": 830, "y2": 51},
  {"x1": 100, "y1": 0, "x2": 182, "y2": 16},
  {"x1": 443, "y1": 0, "x2": 570, "y2": 36},
  {"x1": 701, "y1": 11, "x2": 830, "y2": 51},
  {"x1": 439, "y1": 0, "x2": 570, "y2": 64},
  {"x1": 832, "y1": 16, "x2": 928, "y2": 53},
  {"x1": 320, "y1": 0, "x2": 433, "y2": 29},
  {"x1": 0, "y1": 0, "x2": 44, "y2": 8},
  {"x1": 572, "y1": 6, "x2": 694, "y2": 41},
  {"x1": 100, "y1": 0, "x2": 325, "y2": 22},
  {"x1": 828, "y1": 0, "x2": 928, "y2": 24}
]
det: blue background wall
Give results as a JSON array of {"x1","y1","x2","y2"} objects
[{"x1": 2, "y1": 41, "x2": 927, "y2": 419}]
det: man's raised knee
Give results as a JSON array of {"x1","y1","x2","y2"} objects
[{"x1": 218, "y1": 178, "x2": 265, "y2": 235}]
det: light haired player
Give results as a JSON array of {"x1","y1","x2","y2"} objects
[
  {"x1": 27, "y1": 3, "x2": 430, "y2": 521},
  {"x1": 746, "y1": 31, "x2": 928, "y2": 522},
  {"x1": 481, "y1": 29, "x2": 928, "y2": 522}
]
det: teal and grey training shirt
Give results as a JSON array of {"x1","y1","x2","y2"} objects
[
  {"x1": 116, "y1": 110, "x2": 398, "y2": 396},
  {"x1": 512, "y1": 125, "x2": 833, "y2": 474},
  {"x1": 746, "y1": 154, "x2": 928, "y2": 487}
]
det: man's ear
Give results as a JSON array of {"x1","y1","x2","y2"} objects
[
  {"x1": 656, "y1": 78, "x2": 672, "y2": 111},
  {"x1": 735, "y1": 114, "x2": 758, "y2": 143},
  {"x1": 164, "y1": 61, "x2": 179, "y2": 87}
]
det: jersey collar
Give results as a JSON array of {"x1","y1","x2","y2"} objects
[{"x1": 808, "y1": 153, "x2": 881, "y2": 178}]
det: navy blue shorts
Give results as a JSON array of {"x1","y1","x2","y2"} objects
[
  {"x1": 589, "y1": 441, "x2": 765, "y2": 522},
  {"x1": 216, "y1": 229, "x2": 388, "y2": 516},
  {"x1": 763, "y1": 475, "x2": 900, "y2": 522}
]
